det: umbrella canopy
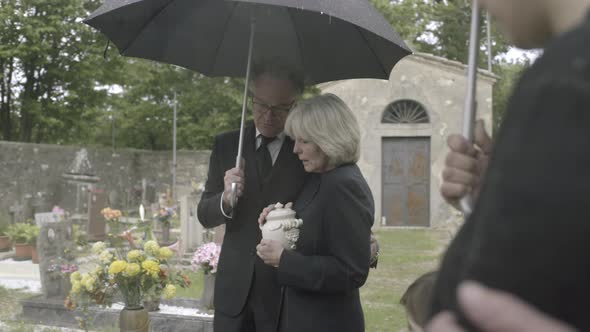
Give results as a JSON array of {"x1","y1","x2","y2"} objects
[{"x1": 85, "y1": 0, "x2": 411, "y2": 85}]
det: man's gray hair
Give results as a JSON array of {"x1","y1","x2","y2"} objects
[
  {"x1": 250, "y1": 58, "x2": 305, "y2": 95},
  {"x1": 285, "y1": 93, "x2": 361, "y2": 167}
]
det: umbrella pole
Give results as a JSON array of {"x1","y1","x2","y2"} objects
[
  {"x1": 230, "y1": 18, "x2": 257, "y2": 212},
  {"x1": 459, "y1": 0, "x2": 481, "y2": 215}
]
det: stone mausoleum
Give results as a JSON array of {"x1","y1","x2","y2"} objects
[{"x1": 320, "y1": 53, "x2": 497, "y2": 228}]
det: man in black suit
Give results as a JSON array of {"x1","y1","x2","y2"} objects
[
  {"x1": 197, "y1": 61, "x2": 307, "y2": 332},
  {"x1": 429, "y1": 0, "x2": 590, "y2": 330}
]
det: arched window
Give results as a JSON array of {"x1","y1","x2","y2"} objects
[{"x1": 382, "y1": 100, "x2": 430, "y2": 124}]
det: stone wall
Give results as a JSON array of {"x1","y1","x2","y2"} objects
[{"x1": 0, "y1": 141, "x2": 210, "y2": 222}]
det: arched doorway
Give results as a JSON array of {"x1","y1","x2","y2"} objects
[{"x1": 381, "y1": 100, "x2": 430, "y2": 227}]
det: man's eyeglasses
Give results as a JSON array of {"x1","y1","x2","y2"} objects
[{"x1": 251, "y1": 95, "x2": 296, "y2": 116}]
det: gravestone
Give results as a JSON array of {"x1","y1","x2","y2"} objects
[
  {"x1": 87, "y1": 189, "x2": 107, "y2": 241},
  {"x1": 180, "y1": 194, "x2": 204, "y2": 255},
  {"x1": 38, "y1": 220, "x2": 76, "y2": 299},
  {"x1": 108, "y1": 189, "x2": 121, "y2": 209}
]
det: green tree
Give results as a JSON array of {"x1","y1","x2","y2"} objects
[
  {"x1": 492, "y1": 61, "x2": 527, "y2": 134},
  {"x1": 371, "y1": 0, "x2": 510, "y2": 68},
  {"x1": 0, "y1": 0, "x2": 122, "y2": 143}
]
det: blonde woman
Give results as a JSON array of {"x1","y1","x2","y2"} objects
[{"x1": 256, "y1": 94, "x2": 374, "y2": 332}]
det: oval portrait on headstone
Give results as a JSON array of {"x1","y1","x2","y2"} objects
[{"x1": 48, "y1": 228, "x2": 55, "y2": 242}]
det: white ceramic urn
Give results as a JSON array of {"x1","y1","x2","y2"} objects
[{"x1": 260, "y1": 203, "x2": 303, "y2": 250}]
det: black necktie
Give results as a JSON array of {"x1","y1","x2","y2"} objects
[{"x1": 256, "y1": 135, "x2": 276, "y2": 180}]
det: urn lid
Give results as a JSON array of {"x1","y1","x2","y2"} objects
[{"x1": 266, "y1": 203, "x2": 296, "y2": 221}]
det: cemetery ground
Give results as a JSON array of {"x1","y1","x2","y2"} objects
[{"x1": 0, "y1": 229, "x2": 444, "y2": 332}]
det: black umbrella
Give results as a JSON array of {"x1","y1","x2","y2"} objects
[{"x1": 86, "y1": 0, "x2": 412, "y2": 208}]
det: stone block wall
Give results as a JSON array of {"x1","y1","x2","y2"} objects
[{"x1": 0, "y1": 141, "x2": 211, "y2": 222}]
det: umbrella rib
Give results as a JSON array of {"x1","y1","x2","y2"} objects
[
  {"x1": 121, "y1": 0, "x2": 176, "y2": 54},
  {"x1": 209, "y1": 2, "x2": 239, "y2": 75},
  {"x1": 286, "y1": 8, "x2": 306, "y2": 83},
  {"x1": 355, "y1": 26, "x2": 389, "y2": 79}
]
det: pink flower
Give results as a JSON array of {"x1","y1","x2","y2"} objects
[
  {"x1": 192, "y1": 242, "x2": 221, "y2": 273},
  {"x1": 52, "y1": 206, "x2": 65, "y2": 214}
]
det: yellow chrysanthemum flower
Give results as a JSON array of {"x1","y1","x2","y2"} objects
[
  {"x1": 70, "y1": 281, "x2": 82, "y2": 295},
  {"x1": 127, "y1": 250, "x2": 143, "y2": 262},
  {"x1": 158, "y1": 247, "x2": 173, "y2": 260},
  {"x1": 141, "y1": 260, "x2": 160, "y2": 278},
  {"x1": 82, "y1": 275, "x2": 96, "y2": 292},
  {"x1": 70, "y1": 271, "x2": 82, "y2": 283},
  {"x1": 163, "y1": 284, "x2": 176, "y2": 299},
  {"x1": 125, "y1": 263, "x2": 141, "y2": 277},
  {"x1": 108, "y1": 260, "x2": 127, "y2": 275},
  {"x1": 99, "y1": 250, "x2": 114, "y2": 264},
  {"x1": 144, "y1": 240, "x2": 160, "y2": 256},
  {"x1": 91, "y1": 241, "x2": 107, "y2": 255}
]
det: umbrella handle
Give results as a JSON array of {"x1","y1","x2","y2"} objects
[{"x1": 460, "y1": 0, "x2": 481, "y2": 216}]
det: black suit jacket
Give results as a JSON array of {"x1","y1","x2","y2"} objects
[
  {"x1": 197, "y1": 124, "x2": 307, "y2": 318},
  {"x1": 277, "y1": 164, "x2": 374, "y2": 332},
  {"x1": 431, "y1": 12, "x2": 590, "y2": 331}
]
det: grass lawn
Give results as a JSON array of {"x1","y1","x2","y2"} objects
[
  {"x1": 362, "y1": 229, "x2": 440, "y2": 332},
  {"x1": 175, "y1": 270, "x2": 204, "y2": 299}
]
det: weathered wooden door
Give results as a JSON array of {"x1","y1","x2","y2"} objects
[{"x1": 382, "y1": 138, "x2": 430, "y2": 226}]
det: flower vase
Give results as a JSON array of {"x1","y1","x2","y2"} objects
[
  {"x1": 161, "y1": 222, "x2": 170, "y2": 245},
  {"x1": 120, "y1": 282, "x2": 149, "y2": 332},
  {"x1": 119, "y1": 307, "x2": 149, "y2": 332},
  {"x1": 201, "y1": 273, "x2": 215, "y2": 309}
]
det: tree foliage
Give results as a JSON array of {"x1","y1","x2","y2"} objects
[{"x1": 1, "y1": 0, "x2": 526, "y2": 150}]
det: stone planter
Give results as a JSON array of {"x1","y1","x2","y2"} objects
[
  {"x1": 31, "y1": 246, "x2": 39, "y2": 264},
  {"x1": 0, "y1": 236, "x2": 11, "y2": 252},
  {"x1": 14, "y1": 243, "x2": 32, "y2": 261}
]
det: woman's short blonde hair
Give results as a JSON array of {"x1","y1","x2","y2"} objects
[{"x1": 285, "y1": 93, "x2": 360, "y2": 167}]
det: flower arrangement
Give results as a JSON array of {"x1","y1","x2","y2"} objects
[
  {"x1": 192, "y1": 242, "x2": 221, "y2": 275},
  {"x1": 51, "y1": 206, "x2": 66, "y2": 222},
  {"x1": 100, "y1": 207, "x2": 122, "y2": 221},
  {"x1": 65, "y1": 238, "x2": 190, "y2": 312},
  {"x1": 154, "y1": 207, "x2": 176, "y2": 226},
  {"x1": 47, "y1": 258, "x2": 78, "y2": 280}
]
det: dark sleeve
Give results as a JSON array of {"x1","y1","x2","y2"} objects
[
  {"x1": 452, "y1": 79, "x2": 590, "y2": 326},
  {"x1": 277, "y1": 174, "x2": 374, "y2": 293},
  {"x1": 197, "y1": 135, "x2": 229, "y2": 228}
]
